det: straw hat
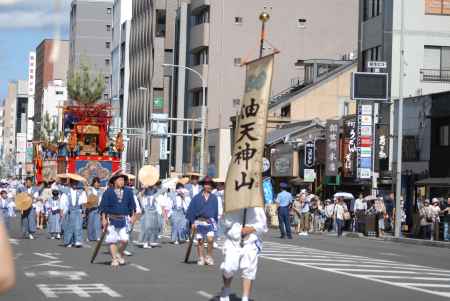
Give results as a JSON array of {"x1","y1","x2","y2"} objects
[
  {"x1": 185, "y1": 172, "x2": 201, "y2": 178},
  {"x1": 138, "y1": 165, "x2": 160, "y2": 187},
  {"x1": 66, "y1": 173, "x2": 87, "y2": 183},
  {"x1": 213, "y1": 177, "x2": 225, "y2": 184},
  {"x1": 85, "y1": 194, "x2": 99, "y2": 209},
  {"x1": 177, "y1": 177, "x2": 190, "y2": 185},
  {"x1": 15, "y1": 192, "x2": 32, "y2": 211}
]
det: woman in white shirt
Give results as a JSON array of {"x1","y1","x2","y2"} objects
[{"x1": 140, "y1": 187, "x2": 163, "y2": 248}]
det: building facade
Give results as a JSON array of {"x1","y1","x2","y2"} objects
[
  {"x1": 69, "y1": 0, "x2": 114, "y2": 102},
  {"x1": 26, "y1": 52, "x2": 36, "y2": 171},
  {"x1": 127, "y1": 0, "x2": 179, "y2": 176},
  {"x1": 34, "y1": 39, "x2": 69, "y2": 139},
  {"x1": 42, "y1": 80, "x2": 68, "y2": 134},
  {"x1": 173, "y1": 0, "x2": 360, "y2": 177},
  {"x1": 358, "y1": 0, "x2": 450, "y2": 183}
]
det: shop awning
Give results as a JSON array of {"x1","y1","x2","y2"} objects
[
  {"x1": 415, "y1": 177, "x2": 450, "y2": 186},
  {"x1": 266, "y1": 119, "x2": 324, "y2": 146}
]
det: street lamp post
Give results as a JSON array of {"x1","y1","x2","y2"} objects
[
  {"x1": 138, "y1": 86, "x2": 149, "y2": 166},
  {"x1": 162, "y1": 63, "x2": 207, "y2": 176}
]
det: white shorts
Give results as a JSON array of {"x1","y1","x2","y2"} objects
[
  {"x1": 35, "y1": 202, "x2": 44, "y2": 214},
  {"x1": 220, "y1": 239, "x2": 259, "y2": 280},
  {"x1": 105, "y1": 225, "x2": 129, "y2": 244}
]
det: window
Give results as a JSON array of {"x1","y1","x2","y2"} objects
[
  {"x1": 425, "y1": 0, "x2": 450, "y2": 15},
  {"x1": 422, "y1": 46, "x2": 450, "y2": 81},
  {"x1": 107, "y1": 7, "x2": 112, "y2": 14},
  {"x1": 104, "y1": 76, "x2": 109, "y2": 84},
  {"x1": 233, "y1": 98, "x2": 240, "y2": 107},
  {"x1": 105, "y1": 58, "x2": 110, "y2": 65},
  {"x1": 106, "y1": 24, "x2": 111, "y2": 32},
  {"x1": 55, "y1": 91, "x2": 64, "y2": 95},
  {"x1": 281, "y1": 105, "x2": 291, "y2": 117},
  {"x1": 440, "y1": 125, "x2": 449, "y2": 146},
  {"x1": 297, "y1": 18, "x2": 307, "y2": 28},
  {"x1": 362, "y1": 45, "x2": 383, "y2": 71},
  {"x1": 209, "y1": 146, "x2": 216, "y2": 164},
  {"x1": 193, "y1": 8, "x2": 210, "y2": 25},
  {"x1": 103, "y1": 94, "x2": 109, "y2": 100},
  {"x1": 192, "y1": 89, "x2": 207, "y2": 107},
  {"x1": 233, "y1": 57, "x2": 242, "y2": 66},
  {"x1": 192, "y1": 48, "x2": 208, "y2": 65},
  {"x1": 105, "y1": 42, "x2": 110, "y2": 49},
  {"x1": 363, "y1": 0, "x2": 383, "y2": 21},
  {"x1": 156, "y1": 10, "x2": 166, "y2": 37},
  {"x1": 234, "y1": 16, "x2": 243, "y2": 24}
]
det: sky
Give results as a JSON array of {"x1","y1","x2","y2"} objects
[{"x1": 0, "y1": 0, "x2": 72, "y2": 102}]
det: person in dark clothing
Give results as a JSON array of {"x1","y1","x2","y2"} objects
[{"x1": 384, "y1": 193, "x2": 395, "y2": 232}]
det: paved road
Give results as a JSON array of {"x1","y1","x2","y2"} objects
[{"x1": 3, "y1": 218, "x2": 450, "y2": 301}]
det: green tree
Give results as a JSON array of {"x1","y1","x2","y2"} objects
[
  {"x1": 67, "y1": 61, "x2": 105, "y2": 104},
  {"x1": 40, "y1": 112, "x2": 58, "y2": 144}
]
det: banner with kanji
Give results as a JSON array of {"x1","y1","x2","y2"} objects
[{"x1": 224, "y1": 54, "x2": 275, "y2": 213}]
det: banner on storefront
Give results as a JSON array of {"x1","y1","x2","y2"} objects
[
  {"x1": 304, "y1": 140, "x2": 315, "y2": 168},
  {"x1": 224, "y1": 54, "x2": 275, "y2": 213},
  {"x1": 325, "y1": 120, "x2": 340, "y2": 176}
]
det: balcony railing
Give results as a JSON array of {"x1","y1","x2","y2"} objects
[{"x1": 421, "y1": 69, "x2": 450, "y2": 82}]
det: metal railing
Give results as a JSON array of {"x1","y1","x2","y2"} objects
[{"x1": 420, "y1": 69, "x2": 450, "y2": 82}]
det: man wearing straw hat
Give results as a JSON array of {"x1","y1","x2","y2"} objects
[
  {"x1": 17, "y1": 177, "x2": 39, "y2": 239},
  {"x1": 186, "y1": 176, "x2": 218, "y2": 266},
  {"x1": 62, "y1": 175, "x2": 87, "y2": 248},
  {"x1": 99, "y1": 173, "x2": 137, "y2": 267}
]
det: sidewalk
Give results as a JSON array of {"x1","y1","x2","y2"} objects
[{"x1": 345, "y1": 231, "x2": 450, "y2": 249}]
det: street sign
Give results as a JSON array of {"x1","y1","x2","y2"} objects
[
  {"x1": 304, "y1": 169, "x2": 316, "y2": 182},
  {"x1": 367, "y1": 61, "x2": 387, "y2": 69},
  {"x1": 352, "y1": 72, "x2": 389, "y2": 101},
  {"x1": 304, "y1": 140, "x2": 315, "y2": 168},
  {"x1": 153, "y1": 97, "x2": 164, "y2": 109}
]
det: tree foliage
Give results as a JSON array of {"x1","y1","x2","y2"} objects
[
  {"x1": 67, "y1": 62, "x2": 105, "y2": 104},
  {"x1": 40, "y1": 112, "x2": 58, "y2": 144}
]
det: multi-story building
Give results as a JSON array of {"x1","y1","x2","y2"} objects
[
  {"x1": 42, "y1": 80, "x2": 68, "y2": 134},
  {"x1": 26, "y1": 52, "x2": 36, "y2": 171},
  {"x1": 127, "y1": 0, "x2": 180, "y2": 176},
  {"x1": 0, "y1": 105, "x2": 5, "y2": 160},
  {"x1": 69, "y1": 0, "x2": 114, "y2": 102},
  {"x1": 3, "y1": 83, "x2": 17, "y2": 164},
  {"x1": 172, "y1": 0, "x2": 359, "y2": 177},
  {"x1": 34, "y1": 39, "x2": 69, "y2": 139},
  {"x1": 358, "y1": 0, "x2": 450, "y2": 184}
]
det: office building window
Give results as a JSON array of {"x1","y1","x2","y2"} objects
[
  {"x1": 192, "y1": 89, "x2": 207, "y2": 107},
  {"x1": 55, "y1": 91, "x2": 64, "y2": 95},
  {"x1": 363, "y1": 0, "x2": 383, "y2": 21},
  {"x1": 233, "y1": 98, "x2": 240, "y2": 107},
  {"x1": 425, "y1": 0, "x2": 450, "y2": 15},
  {"x1": 422, "y1": 46, "x2": 450, "y2": 81},
  {"x1": 234, "y1": 16, "x2": 243, "y2": 24},
  {"x1": 297, "y1": 18, "x2": 307, "y2": 28},
  {"x1": 106, "y1": 24, "x2": 111, "y2": 32},
  {"x1": 107, "y1": 7, "x2": 112, "y2": 14},
  {"x1": 192, "y1": 48, "x2": 208, "y2": 65},
  {"x1": 193, "y1": 8, "x2": 210, "y2": 25},
  {"x1": 105, "y1": 58, "x2": 110, "y2": 65},
  {"x1": 440, "y1": 125, "x2": 449, "y2": 146},
  {"x1": 362, "y1": 45, "x2": 383, "y2": 71},
  {"x1": 104, "y1": 76, "x2": 109, "y2": 84},
  {"x1": 234, "y1": 57, "x2": 242, "y2": 66},
  {"x1": 156, "y1": 10, "x2": 166, "y2": 37},
  {"x1": 281, "y1": 105, "x2": 291, "y2": 117},
  {"x1": 105, "y1": 42, "x2": 110, "y2": 49},
  {"x1": 209, "y1": 146, "x2": 216, "y2": 164}
]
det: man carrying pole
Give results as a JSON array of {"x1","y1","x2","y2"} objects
[
  {"x1": 99, "y1": 173, "x2": 137, "y2": 267},
  {"x1": 219, "y1": 11, "x2": 275, "y2": 301}
]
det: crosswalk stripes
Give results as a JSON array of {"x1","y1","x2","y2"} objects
[{"x1": 257, "y1": 241, "x2": 450, "y2": 299}]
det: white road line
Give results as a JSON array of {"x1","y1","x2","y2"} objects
[
  {"x1": 379, "y1": 252, "x2": 401, "y2": 257},
  {"x1": 130, "y1": 263, "x2": 150, "y2": 272},
  {"x1": 399, "y1": 283, "x2": 450, "y2": 288},
  {"x1": 197, "y1": 290, "x2": 214, "y2": 299},
  {"x1": 34, "y1": 252, "x2": 59, "y2": 260},
  {"x1": 267, "y1": 257, "x2": 450, "y2": 299},
  {"x1": 9, "y1": 238, "x2": 19, "y2": 245},
  {"x1": 366, "y1": 276, "x2": 450, "y2": 281}
]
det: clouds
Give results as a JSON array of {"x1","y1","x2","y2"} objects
[{"x1": 0, "y1": 0, "x2": 71, "y2": 29}]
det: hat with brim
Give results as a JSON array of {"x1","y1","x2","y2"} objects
[
  {"x1": 138, "y1": 165, "x2": 159, "y2": 187},
  {"x1": 123, "y1": 173, "x2": 136, "y2": 181},
  {"x1": 66, "y1": 173, "x2": 87, "y2": 183},
  {"x1": 177, "y1": 177, "x2": 190, "y2": 185},
  {"x1": 213, "y1": 177, "x2": 225, "y2": 184},
  {"x1": 109, "y1": 170, "x2": 129, "y2": 185},
  {"x1": 15, "y1": 192, "x2": 32, "y2": 211},
  {"x1": 432, "y1": 198, "x2": 439, "y2": 204},
  {"x1": 200, "y1": 176, "x2": 214, "y2": 186},
  {"x1": 185, "y1": 172, "x2": 201, "y2": 178}
]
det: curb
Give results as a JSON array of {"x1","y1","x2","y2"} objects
[{"x1": 346, "y1": 232, "x2": 450, "y2": 249}]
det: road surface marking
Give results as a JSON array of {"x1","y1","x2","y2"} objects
[
  {"x1": 130, "y1": 263, "x2": 150, "y2": 271},
  {"x1": 259, "y1": 241, "x2": 450, "y2": 298},
  {"x1": 379, "y1": 252, "x2": 401, "y2": 257},
  {"x1": 26, "y1": 260, "x2": 72, "y2": 269},
  {"x1": 34, "y1": 253, "x2": 59, "y2": 260},
  {"x1": 9, "y1": 238, "x2": 19, "y2": 245},
  {"x1": 197, "y1": 290, "x2": 214, "y2": 299},
  {"x1": 37, "y1": 284, "x2": 122, "y2": 298},
  {"x1": 26, "y1": 271, "x2": 88, "y2": 281}
]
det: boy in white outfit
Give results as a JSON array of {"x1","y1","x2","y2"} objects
[{"x1": 219, "y1": 207, "x2": 267, "y2": 301}]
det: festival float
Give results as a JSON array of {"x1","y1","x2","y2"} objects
[{"x1": 33, "y1": 63, "x2": 124, "y2": 185}]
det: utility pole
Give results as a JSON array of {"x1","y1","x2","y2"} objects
[
  {"x1": 139, "y1": 86, "x2": 149, "y2": 167},
  {"x1": 395, "y1": 0, "x2": 405, "y2": 238}
]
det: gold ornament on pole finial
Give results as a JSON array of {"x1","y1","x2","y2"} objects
[{"x1": 259, "y1": 12, "x2": 270, "y2": 22}]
